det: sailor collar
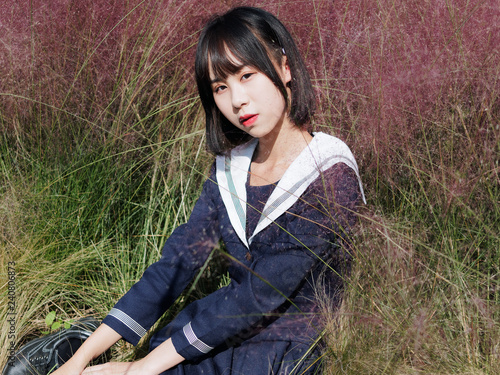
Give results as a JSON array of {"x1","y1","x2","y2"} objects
[{"x1": 216, "y1": 132, "x2": 366, "y2": 249}]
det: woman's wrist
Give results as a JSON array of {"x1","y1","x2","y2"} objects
[
  {"x1": 53, "y1": 354, "x2": 88, "y2": 375},
  {"x1": 134, "y1": 358, "x2": 157, "y2": 375},
  {"x1": 141, "y1": 338, "x2": 184, "y2": 374}
]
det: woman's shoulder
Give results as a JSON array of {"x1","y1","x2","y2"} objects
[
  {"x1": 308, "y1": 132, "x2": 366, "y2": 204},
  {"x1": 309, "y1": 132, "x2": 354, "y2": 160},
  {"x1": 309, "y1": 162, "x2": 360, "y2": 195}
]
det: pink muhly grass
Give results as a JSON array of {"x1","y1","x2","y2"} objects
[
  {"x1": 0, "y1": 0, "x2": 205, "y2": 148},
  {"x1": 1, "y1": 0, "x2": 498, "y2": 154},
  {"x1": 309, "y1": 0, "x2": 499, "y2": 199}
]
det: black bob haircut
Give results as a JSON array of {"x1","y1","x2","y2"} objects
[{"x1": 195, "y1": 6, "x2": 316, "y2": 155}]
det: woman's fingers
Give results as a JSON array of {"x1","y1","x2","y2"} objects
[{"x1": 82, "y1": 362, "x2": 140, "y2": 375}]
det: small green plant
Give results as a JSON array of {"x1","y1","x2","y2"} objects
[
  {"x1": 218, "y1": 272, "x2": 231, "y2": 289},
  {"x1": 42, "y1": 311, "x2": 74, "y2": 334}
]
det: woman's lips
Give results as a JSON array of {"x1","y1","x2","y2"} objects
[{"x1": 239, "y1": 114, "x2": 258, "y2": 127}]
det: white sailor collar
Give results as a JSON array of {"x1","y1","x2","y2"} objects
[{"x1": 215, "y1": 132, "x2": 366, "y2": 249}]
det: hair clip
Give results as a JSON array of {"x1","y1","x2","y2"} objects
[{"x1": 282, "y1": 47, "x2": 286, "y2": 55}]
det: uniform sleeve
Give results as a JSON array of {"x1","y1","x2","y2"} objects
[
  {"x1": 170, "y1": 163, "x2": 361, "y2": 360},
  {"x1": 102, "y1": 168, "x2": 221, "y2": 345}
]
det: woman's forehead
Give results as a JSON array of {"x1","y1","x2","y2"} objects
[{"x1": 207, "y1": 48, "x2": 246, "y2": 80}]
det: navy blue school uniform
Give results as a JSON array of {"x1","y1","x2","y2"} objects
[{"x1": 102, "y1": 133, "x2": 365, "y2": 374}]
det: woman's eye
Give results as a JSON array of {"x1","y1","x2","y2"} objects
[
  {"x1": 214, "y1": 85, "x2": 226, "y2": 94},
  {"x1": 241, "y1": 73, "x2": 253, "y2": 80}
]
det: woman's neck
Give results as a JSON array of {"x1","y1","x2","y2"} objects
[{"x1": 249, "y1": 125, "x2": 313, "y2": 186}]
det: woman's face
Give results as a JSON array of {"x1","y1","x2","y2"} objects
[{"x1": 209, "y1": 52, "x2": 292, "y2": 140}]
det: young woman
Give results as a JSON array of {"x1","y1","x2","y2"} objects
[{"x1": 52, "y1": 6, "x2": 365, "y2": 375}]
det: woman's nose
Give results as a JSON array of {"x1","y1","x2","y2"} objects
[{"x1": 231, "y1": 85, "x2": 249, "y2": 109}]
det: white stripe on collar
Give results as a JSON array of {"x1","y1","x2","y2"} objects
[{"x1": 216, "y1": 132, "x2": 365, "y2": 249}]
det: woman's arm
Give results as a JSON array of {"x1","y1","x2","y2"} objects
[
  {"x1": 50, "y1": 324, "x2": 121, "y2": 375},
  {"x1": 102, "y1": 167, "x2": 221, "y2": 346}
]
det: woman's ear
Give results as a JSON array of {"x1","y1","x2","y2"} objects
[{"x1": 280, "y1": 56, "x2": 292, "y2": 85}]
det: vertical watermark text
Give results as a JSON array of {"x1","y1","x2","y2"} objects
[{"x1": 7, "y1": 261, "x2": 17, "y2": 367}]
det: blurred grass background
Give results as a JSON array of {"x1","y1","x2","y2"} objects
[{"x1": 0, "y1": 0, "x2": 498, "y2": 373}]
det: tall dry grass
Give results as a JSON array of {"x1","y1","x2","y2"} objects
[{"x1": 1, "y1": 0, "x2": 499, "y2": 373}]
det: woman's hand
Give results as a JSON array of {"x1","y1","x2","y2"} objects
[
  {"x1": 48, "y1": 359, "x2": 87, "y2": 375},
  {"x1": 49, "y1": 360, "x2": 151, "y2": 375},
  {"x1": 81, "y1": 360, "x2": 151, "y2": 375}
]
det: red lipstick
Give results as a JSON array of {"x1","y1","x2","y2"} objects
[{"x1": 239, "y1": 114, "x2": 258, "y2": 127}]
